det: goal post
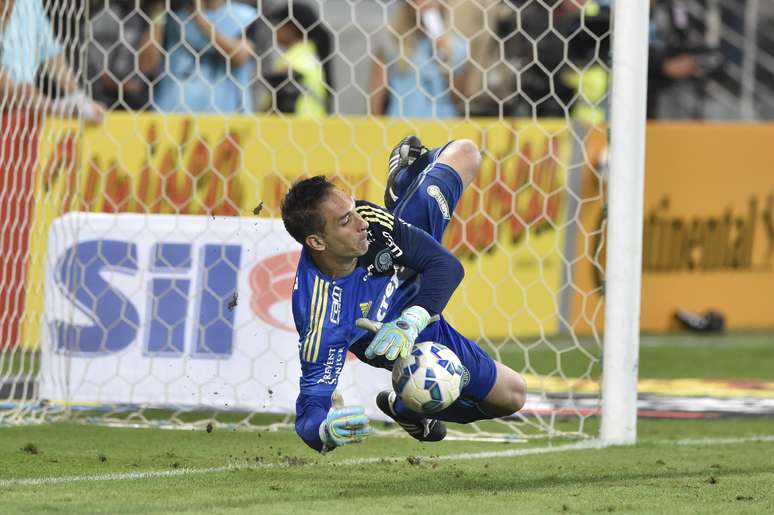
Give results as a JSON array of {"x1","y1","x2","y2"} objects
[
  {"x1": 0, "y1": 0, "x2": 649, "y2": 444},
  {"x1": 600, "y1": 0, "x2": 650, "y2": 445}
]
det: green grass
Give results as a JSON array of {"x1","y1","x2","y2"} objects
[
  {"x1": 1, "y1": 331, "x2": 773, "y2": 513},
  {"x1": 494, "y1": 331, "x2": 774, "y2": 380},
  {"x1": 1, "y1": 419, "x2": 773, "y2": 514}
]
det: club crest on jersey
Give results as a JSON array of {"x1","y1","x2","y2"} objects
[
  {"x1": 374, "y1": 249, "x2": 393, "y2": 273},
  {"x1": 330, "y1": 285, "x2": 342, "y2": 324},
  {"x1": 427, "y1": 185, "x2": 451, "y2": 220},
  {"x1": 359, "y1": 301, "x2": 372, "y2": 318}
]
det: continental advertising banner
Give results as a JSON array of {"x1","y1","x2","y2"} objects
[
  {"x1": 24, "y1": 113, "x2": 573, "y2": 347},
  {"x1": 40, "y1": 213, "x2": 392, "y2": 419},
  {"x1": 571, "y1": 124, "x2": 774, "y2": 332}
]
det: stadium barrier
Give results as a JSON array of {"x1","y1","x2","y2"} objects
[
  {"x1": 14, "y1": 114, "x2": 774, "y2": 368},
  {"x1": 571, "y1": 123, "x2": 774, "y2": 332},
  {"x1": 0, "y1": 113, "x2": 39, "y2": 351},
  {"x1": 39, "y1": 212, "x2": 397, "y2": 420},
  {"x1": 22, "y1": 113, "x2": 580, "y2": 350}
]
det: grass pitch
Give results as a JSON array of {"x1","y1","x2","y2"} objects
[
  {"x1": 1, "y1": 331, "x2": 773, "y2": 514},
  {"x1": 1, "y1": 420, "x2": 773, "y2": 514}
]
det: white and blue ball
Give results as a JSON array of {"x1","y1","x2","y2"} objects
[{"x1": 391, "y1": 341, "x2": 464, "y2": 413}]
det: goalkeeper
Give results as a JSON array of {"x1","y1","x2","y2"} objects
[{"x1": 281, "y1": 138, "x2": 526, "y2": 453}]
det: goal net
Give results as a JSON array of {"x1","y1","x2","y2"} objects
[{"x1": 1, "y1": 0, "x2": 619, "y2": 441}]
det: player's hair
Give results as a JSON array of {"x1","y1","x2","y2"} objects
[{"x1": 281, "y1": 175, "x2": 336, "y2": 246}]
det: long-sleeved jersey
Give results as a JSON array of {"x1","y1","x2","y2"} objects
[{"x1": 291, "y1": 200, "x2": 464, "y2": 451}]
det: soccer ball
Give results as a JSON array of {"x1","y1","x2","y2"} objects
[{"x1": 391, "y1": 341, "x2": 465, "y2": 413}]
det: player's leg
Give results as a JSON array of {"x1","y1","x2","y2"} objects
[
  {"x1": 434, "y1": 138, "x2": 481, "y2": 190},
  {"x1": 384, "y1": 318, "x2": 526, "y2": 427},
  {"x1": 389, "y1": 138, "x2": 481, "y2": 243},
  {"x1": 375, "y1": 390, "x2": 447, "y2": 442},
  {"x1": 478, "y1": 362, "x2": 527, "y2": 417}
]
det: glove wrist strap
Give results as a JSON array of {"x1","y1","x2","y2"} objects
[
  {"x1": 319, "y1": 421, "x2": 335, "y2": 453},
  {"x1": 402, "y1": 305, "x2": 431, "y2": 332}
]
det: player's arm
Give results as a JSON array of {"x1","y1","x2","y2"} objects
[
  {"x1": 357, "y1": 202, "x2": 464, "y2": 316},
  {"x1": 294, "y1": 363, "x2": 372, "y2": 453},
  {"x1": 356, "y1": 203, "x2": 464, "y2": 360},
  {"x1": 390, "y1": 215, "x2": 465, "y2": 315},
  {"x1": 292, "y1": 277, "x2": 371, "y2": 453},
  {"x1": 295, "y1": 391, "x2": 370, "y2": 453}
]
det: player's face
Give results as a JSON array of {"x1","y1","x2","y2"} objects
[{"x1": 317, "y1": 189, "x2": 369, "y2": 258}]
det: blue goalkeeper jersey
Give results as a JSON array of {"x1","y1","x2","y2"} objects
[{"x1": 291, "y1": 200, "x2": 463, "y2": 451}]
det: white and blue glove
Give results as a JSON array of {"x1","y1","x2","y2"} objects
[
  {"x1": 356, "y1": 305, "x2": 431, "y2": 361},
  {"x1": 319, "y1": 406, "x2": 372, "y2": 451}
]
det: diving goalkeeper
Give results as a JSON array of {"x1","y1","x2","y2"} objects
[{"x1": 281, "y1": 137, "x2": 526, "y2": 453}]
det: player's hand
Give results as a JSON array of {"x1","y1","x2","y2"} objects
[
  {"x1": 319, "y1": 406, "x2": 372, "y2": 450},
  {"x1": 357, "y1": 305, "x2": 431, "y2": 361}
]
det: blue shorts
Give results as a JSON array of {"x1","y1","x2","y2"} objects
[
  {"x1": 416, "y1": 317, "x2": 497, "y2": 402},
  {"x1": 390, "y1": 153, "x2": 497, "y2": 402}
]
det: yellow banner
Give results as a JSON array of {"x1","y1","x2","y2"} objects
[
  {"x1": 570, "y1": 123, "x2": 774, "y2": 332},
  {"x1": 24, "y1": 113, "x2": 571, "y2": 347}
]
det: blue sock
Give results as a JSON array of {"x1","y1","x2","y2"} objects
[
  {"x1": 393, "y1": 395, "x2": 496, "y2": 424},
  {"x1": 393, "y1": 395, "x2": 424, "y2": 420},
  {"x1": 432, "y1": 398, "x2": 497, "y2": 424}
]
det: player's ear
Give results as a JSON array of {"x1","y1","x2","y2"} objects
[{"x1": 305, "y1": 233, "x2": 327, "y2": 251}]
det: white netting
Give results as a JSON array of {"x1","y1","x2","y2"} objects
[{"x1": 0, "y1": 0, "x2": 688, "y2": 440}]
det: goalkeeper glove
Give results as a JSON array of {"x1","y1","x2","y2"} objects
[
  {"x1": 319, "y1": 406, "x2": 372, "y2": 451},
  {"x1": 356, "y1": 305, "x2": 431, "y2": 361}
]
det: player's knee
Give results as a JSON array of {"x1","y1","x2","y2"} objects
[
  {"x1": 508, "y1": 373, "x2": 527, "y2": 413},
  {"x1": 500, "y1": 378, "x2": 526, "y2": 415},
  {"x1": 437, "y1": 139, "x2": 481, "y2": 188},
  {"x1": 483, "y1": 366, "x2": 527, "y2": 417}
]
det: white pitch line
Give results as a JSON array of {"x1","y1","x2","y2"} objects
[
  {"x1": 669, "y1": 434, "x2": 774, "y2": 446},
  {"x1": 2, "y1": 435, "x2": 773, "y2": 489}
]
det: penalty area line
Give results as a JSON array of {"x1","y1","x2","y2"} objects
[{"x1": 2, "y1": 434, "x2": 773, "y2": 488}]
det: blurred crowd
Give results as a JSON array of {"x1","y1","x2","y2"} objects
[{"x1": 2, "y1": 0, "x2": 770, "y2": 122}]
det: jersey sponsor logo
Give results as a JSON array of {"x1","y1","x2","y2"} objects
[
  {"x1": 330, "y1": 285, "x2": 342, "y2": 324},
  {"x1": 376, "y1": 273, "x2": 400, "y2": 321},
  {"x1": 359, "y1": 301, "x2": 372, "y2": 318},
  {"x1": 382, "y1": 230, "x2": 403, "y2": 258},
  {"x1": 317, "y1": 346, "x2": 345, "y2": 385},
  {"x1": 427, "y1": 185, "x2": 451, "y2": 220}
]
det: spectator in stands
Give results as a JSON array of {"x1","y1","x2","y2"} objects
[
  {"x1": 368, "y1": 0, "x2": 467, "y2": 118},
  {"x1": 447, "y1": 0, "x2": 510, "y2": 117},
  {"x1": 0, "y1": 0, "x2": 104, "y2": 123},
  {"x1": 490, "y1": 0, "x2": 609, "y2": 122},
  {"x1": 86, "y1": 1, "x2": 155, "y2": 111},
  {"x1": 262, "y1": 1, "x2": 334, "y2": 116},
  {"x1": 648, "y1": 0, "x2": 721, "y2": 118},
  {"x1": 140, "y1": 0, "x2": 258, "y2": 113},
  {"x1": 556, "y1": 1, "x2": 611, "y2": 124}
]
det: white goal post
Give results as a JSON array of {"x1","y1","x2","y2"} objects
[
  {"x1": 600, "y1": 0, "x2": 649, "y2": 445},
  {"x1": 0, "y1": 0, "x2": 649, "y2": 444}
]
